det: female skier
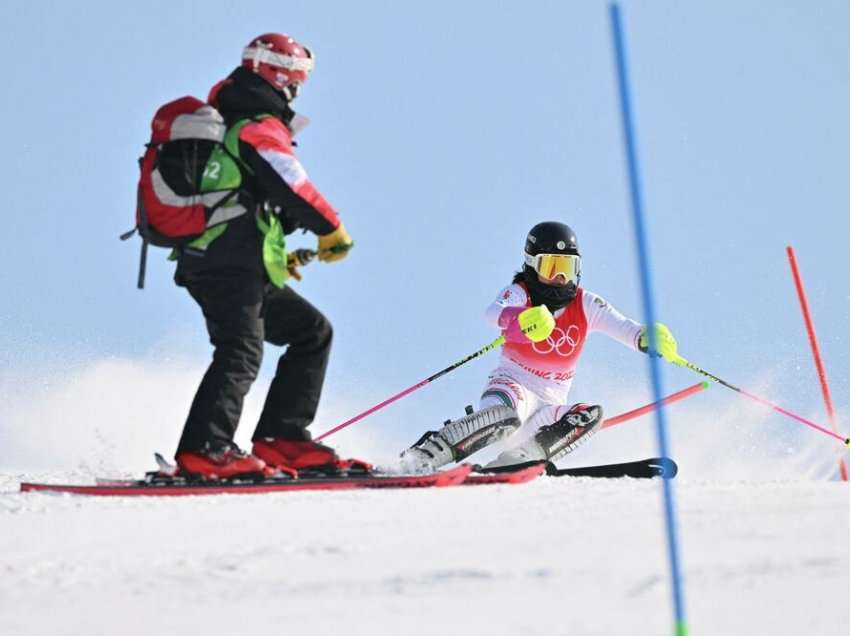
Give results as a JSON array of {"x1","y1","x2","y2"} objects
[{"x1": 400, "y1": 221, "x2": 682, "y2": 471}]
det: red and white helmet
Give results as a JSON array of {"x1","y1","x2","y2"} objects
[{"x1": 242, "y1": 33, "x2": 314, "y2": 100}]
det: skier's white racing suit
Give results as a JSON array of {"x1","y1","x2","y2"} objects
[{"x1": 480, "y1": 282, "x2": 643, "y2": 434}]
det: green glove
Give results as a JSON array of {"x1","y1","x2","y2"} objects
[
  {"x1": 517, "y1": 305, "x2": 556, "y2": 343},
  {"x1": 639, "y1": 323, "x2": 685, "y2": 366}
]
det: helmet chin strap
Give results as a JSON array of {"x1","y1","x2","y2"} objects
[{"x1": 281, "y1": 83, "x2": 299, "y2": 101}]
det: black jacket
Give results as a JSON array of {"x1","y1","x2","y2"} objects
[{"x1": 176, "y1": 68, "x2": 338, "y2": 284}]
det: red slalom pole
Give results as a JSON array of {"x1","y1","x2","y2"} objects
[
  {"x1": 602, "y1": 382, "x2": 709, "y2": 429},
  {"x1": 786, "y1": 246, "x2": 848, "y2": 481}
]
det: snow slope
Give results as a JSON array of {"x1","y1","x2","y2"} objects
[
  {"x1": 2, "y1": 471, "x2": 848, "y2": 636},
  {"x1": 2, "y1": 356, "x2": 849, "y2": 634}
]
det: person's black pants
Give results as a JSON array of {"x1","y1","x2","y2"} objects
[{"x1": 176, "y1": 274, "x2": 332, "y2": 453}]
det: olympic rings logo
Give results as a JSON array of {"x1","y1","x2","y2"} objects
[{"x1": 532, "y1": 325, "x2": 581, "y2": 357}]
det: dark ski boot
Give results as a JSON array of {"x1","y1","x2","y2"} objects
[{"x1": 485, "y1": 403, "x2": 603, "y2": 469}]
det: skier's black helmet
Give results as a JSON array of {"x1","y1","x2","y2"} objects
[
  {"x1": 524, "y1": 221, "x2": 580, "y2": 257},
  {"x1": 519, "y1": 221, "x2": 581, "y2": 311}
]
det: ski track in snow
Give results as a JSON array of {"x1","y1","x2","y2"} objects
[{"x1": 1, "y1": 472, "x2": 848, "y2": 636}]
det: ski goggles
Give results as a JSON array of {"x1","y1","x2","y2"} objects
[
  {"x1": 524, "y1": 252, "x2": 581, "y2": 284},
  {"x1": 242, "y1": 46, "x2": 315, "y2": 74}
]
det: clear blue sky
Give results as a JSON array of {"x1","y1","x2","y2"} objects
[{"x1": 2, "y1": 1, "x2": 849, "y2": 466}]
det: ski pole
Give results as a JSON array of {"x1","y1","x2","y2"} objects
[
  {"x1": 677, "y1": 358, "x2": 850, "y2": 448},
  {"x1": 290, "y1": 245, "x2": 351, "y2": 265},
  {"x1": 290, "y1": 247, "x2": 353, "y2": 264},
  {"x1": 786, "y1": 246, "x2": 848, "y2": 480},
  {"x1": 290, "y1": 248, "x2": 317, "y2": 262},
  {"x1": 602, "y1": 382, "x2": 709, "y2": 429},
  {"x1": 286, "y1": 248, "x2": 319, "y2": 281},
  {"x1": 315, "y1": 335, "x2": 509, "y2": 441}
]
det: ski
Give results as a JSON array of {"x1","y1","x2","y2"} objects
[
  {"x1": 18, "y1": 457, "x2": 676, "y2": 496},
  {"x1": 463, "y1": 462, "x2": 548, "y2": 485},
  {"x1": 549, "y1": 457, "x2": 678, "y2": 478},
  {"x1": 476, "y1": 457, "x2": 678, "y2": 479},
  {"x1": 19, "y1": 464, "x2": 474, "y2": 497}
]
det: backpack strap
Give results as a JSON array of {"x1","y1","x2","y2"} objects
[
  {"x1": 134, "y1": 186, "x2": 150, "y2": 289},
  {"x1": 222, "y1": 116, "x2": 261, "y2": 176},
  {"x1": 138, "y1": 237, "x2": 149, "y2": 290},
  {"x1": 205, "y1": 188, "x2": 240, "y2": 217}
]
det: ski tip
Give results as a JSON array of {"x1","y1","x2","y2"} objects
[
  {"x1": 657, "y1": 458, "x2": 679, "y2": 478},
  {"x1": 448, "y1": 463, "x2": 475, "y2": 483},
  {"x1": 154, "y1": 452, "x2": 179, "y2": 477},
  {"x1": 700, "y1": 380, "x2": 711, "y2": 390}
]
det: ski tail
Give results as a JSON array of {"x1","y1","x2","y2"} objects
[
  {"x1": 476, "y1": 457, "x2": 678, "y2": 479},
  {"x1": 547, "y1": 457, "x2": 678, "y2": 479}
]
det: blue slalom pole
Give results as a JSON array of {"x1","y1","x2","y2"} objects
[{"x1": 608, "y1": 4, "x2": 689, "y2": 635}]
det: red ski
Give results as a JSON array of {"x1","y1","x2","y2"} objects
[{"x1": 19, "y1": 464, "x2": 473, "y2": 497}]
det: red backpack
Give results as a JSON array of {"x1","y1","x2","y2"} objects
[{"x1": 122, "y1": 96, "x2": 245, "y2": 287}]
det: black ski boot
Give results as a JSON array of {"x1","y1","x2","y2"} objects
[{"x1": 485, "y1": 403, "x2": 603, "y2": 469}]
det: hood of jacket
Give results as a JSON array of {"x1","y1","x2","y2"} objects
[{"x1": 208, "y1": 66, "x2": 295, "y2": 127}]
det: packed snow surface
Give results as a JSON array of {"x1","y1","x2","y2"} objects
[
  {"x1": 2, "y1": 472, "x2": 848, "y2": 636},
  {"x1": 3, "y1": 358, "x2": 849, "y2": 634}
]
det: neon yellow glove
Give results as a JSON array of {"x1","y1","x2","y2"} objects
[
  {"x1": 639, "y1": 323, "x2": 686, "y2": 366},
  {"x1": 317, "y1": 222, "x2": 354, "y2": 263},
  {"x1": 517, "y1": 305, "x2": 556, "y2": 343}
]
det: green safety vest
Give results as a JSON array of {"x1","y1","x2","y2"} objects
[{"x1": 178, "y1": 115, "x2": 289, "y2": 288}]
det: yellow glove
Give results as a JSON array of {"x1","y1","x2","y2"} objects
[
  {"x1": 639, "y1": 323, "x2": 686, "y2": 366},
  {"x1": 317, "y1": 222, "x2": 354, "y2": 263},
  {"x1": 517, "y1": 305, "x2": 556, "y2": 343}
]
